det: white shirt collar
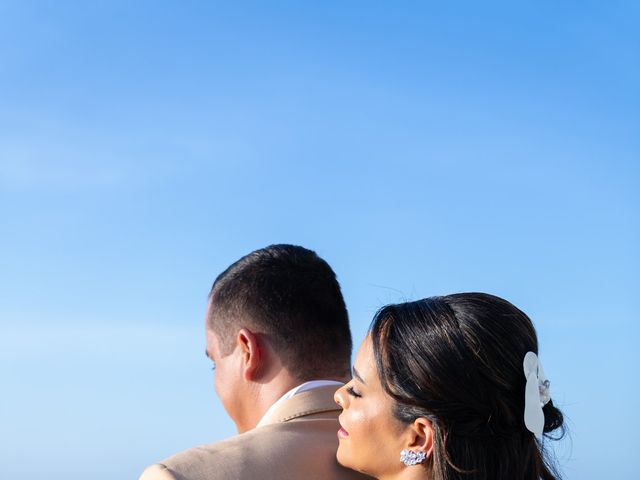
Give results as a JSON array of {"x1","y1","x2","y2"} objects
[{"x1": 256, "y1": 380, "x2": 343, "y2": 428}]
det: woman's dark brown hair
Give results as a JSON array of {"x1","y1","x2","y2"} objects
[{"x1": 370, "y1": 293, "x2": 564, "y2": 480}]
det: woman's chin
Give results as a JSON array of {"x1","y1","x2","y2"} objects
[
  {"x1": 336, "y1": 446, "x2": 351, "y2": 469},
  {"x1": 337, "y1": 449, "x2": 373, "y2": 477}
]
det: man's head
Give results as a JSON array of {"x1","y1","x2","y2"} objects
[{"x1": 205, "y1": 244, "x2": 353, "y2": 431}]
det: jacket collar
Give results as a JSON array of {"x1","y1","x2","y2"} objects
[{"x1": 259, "y1": 384, "x2": 343, "y2": 426}]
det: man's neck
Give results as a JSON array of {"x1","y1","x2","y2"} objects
[
  {"x1": 235, "y1": 375, "x2": 347, "y2": 433},
  {"x1": 234, "y1": 374, "x2": 301, "y2": 433},
  {"x1": 256, "y1": 379, "x2": 346, "y2": 428}
]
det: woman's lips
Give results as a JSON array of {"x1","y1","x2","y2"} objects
[{"x1": 338, "y1": 426, "x2": 349, "y2": 439}]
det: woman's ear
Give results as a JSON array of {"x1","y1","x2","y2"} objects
[{"x1": 407, "y1": 417, "x2": 434, "y2": 458}]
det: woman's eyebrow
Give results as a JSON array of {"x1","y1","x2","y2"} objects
[{"x1": 352, "y1": 366, "x2": 366, "y2": 384}]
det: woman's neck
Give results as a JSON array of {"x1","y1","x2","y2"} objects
[{"x1": 379, "y1": 467, "x2": 429, "y2": 480}]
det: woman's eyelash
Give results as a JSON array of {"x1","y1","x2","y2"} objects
[
  {"x1": 346, "y1": 386, "x2": 361, "y2": 398},
  {"x1": 211, "y1": 361, "x2": 216, "y2": 371}
]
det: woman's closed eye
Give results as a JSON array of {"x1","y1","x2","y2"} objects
[{"x1": 346, "y1": 385, "x2": 362, "y2": 398}]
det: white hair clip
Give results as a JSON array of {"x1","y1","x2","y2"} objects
[{"x1": 523, "y1": 351, "x2": 551, "y2": 437}]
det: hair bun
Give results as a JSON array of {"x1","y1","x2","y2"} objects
[{"x1": 542, "y1": 400, "x2": 565, "y2": 437}]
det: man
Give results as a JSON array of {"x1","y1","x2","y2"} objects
[{"x1": 140, "y1": 244, "x2": 369, "y2": 480}]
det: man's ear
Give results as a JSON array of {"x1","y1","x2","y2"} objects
[
  {"x1": 405, "y1": 417, "x2": 434, "y2": 458},
  {"x1": 236, "y1": 328, "x2": 262, "y2": 381}
]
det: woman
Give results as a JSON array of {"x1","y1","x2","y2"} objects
[{"x1": 334, "y1": 293, "x2": 564, "y2": 480}]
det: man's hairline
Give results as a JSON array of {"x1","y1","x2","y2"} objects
[{"x1": 206, "y1": 284, "x2": 351, "y2": 379}]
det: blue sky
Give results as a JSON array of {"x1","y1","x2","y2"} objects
[{"x1": 0, "y1": 2, "x2": 638, "y2": 479}]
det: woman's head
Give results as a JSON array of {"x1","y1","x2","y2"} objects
[{"x1": 334, "y1": 293, "x2": 564, "y2": 480}]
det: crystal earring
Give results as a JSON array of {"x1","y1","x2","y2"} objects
[{"x1": 400, "y1": 449, "x2": 426, "y2": 466}]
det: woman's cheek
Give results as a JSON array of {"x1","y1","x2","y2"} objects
[{"x1": 349, "y1": 403, "x2": 374, "y2": 438}]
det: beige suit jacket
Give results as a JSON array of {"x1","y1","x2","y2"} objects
[{"x1": 140, "y1": 385, "x2": 369, "y2": 480}]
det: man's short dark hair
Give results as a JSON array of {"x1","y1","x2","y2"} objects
[{"x1": 208, "y1": 244, "x2": 352, "y2": 380}]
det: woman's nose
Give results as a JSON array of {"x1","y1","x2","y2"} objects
[{"x1": 334, "y1": 385, "x2": 348, "y2": 409}]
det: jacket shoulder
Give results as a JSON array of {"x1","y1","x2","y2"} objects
[
  {"x1": 139, "y1": 463, "x2": 178, "y2": 480},
  {"x1": 145, "y1": 416, "x2": 369, "y2": 480}
]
